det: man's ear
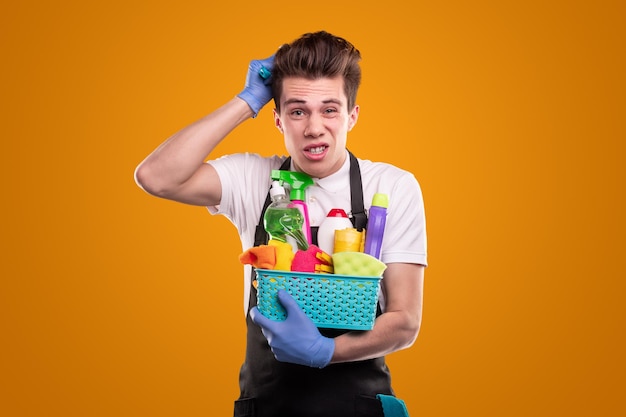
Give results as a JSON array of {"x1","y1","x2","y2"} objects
[
  {"x1": 273, "y1": 109, "x2": 284, "y2": 133},
  {"x1": 348, "y1": 105, "x2": 360, "y2": 131}
]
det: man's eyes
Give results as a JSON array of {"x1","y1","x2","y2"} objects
[{"x1": 288, "y1": 108, "x2": 338, "y2": 117}]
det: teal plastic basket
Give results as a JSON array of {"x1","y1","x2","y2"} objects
[{"x1": 255, "y1": 269, "x2": 382, "y2": 331}]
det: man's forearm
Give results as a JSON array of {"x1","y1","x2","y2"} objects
[
  {"x1": 135, "y1": 97, "x2": 253, "y2": 197},
  {"x1": 331, "y1": 263, "x2": 425, "y2": 363},
  {"x1": 330, "y1": 309, "x2": 421, "y2": 363}
]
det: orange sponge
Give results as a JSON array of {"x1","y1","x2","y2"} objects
[{"x1": 238, "y1": 245, "x2": 276, "y2": 269}]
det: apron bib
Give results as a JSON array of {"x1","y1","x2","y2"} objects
[{"x1": 235, "y1": 152, "x2": 392, "y2": 417}]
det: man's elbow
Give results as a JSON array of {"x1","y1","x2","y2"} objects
[
  {"x1": 405, "y1": 323, "x2": 421, "y2": 348},
  {"x1": 399, "y1": 313, "x2": 422, "y2": 349},
  {"x1": 134, "y1": 163, "x2": 172, "y2": 198}
]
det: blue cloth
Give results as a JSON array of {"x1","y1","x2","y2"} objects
[{"x1": 377, "y1": 394, "x2": 410, "y2": 417}]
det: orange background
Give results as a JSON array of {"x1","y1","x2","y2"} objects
[{"x1": 2, "y1": 1, "x2": 624, "y2": 416}]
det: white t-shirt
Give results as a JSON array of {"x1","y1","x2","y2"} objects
[{"x1": 208, "y1": 151, "x2": 428, "y2": 314}]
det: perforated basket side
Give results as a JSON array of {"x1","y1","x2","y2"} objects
[{"x1": 255, "y1": 269, "x2": 381, "y2": 331}]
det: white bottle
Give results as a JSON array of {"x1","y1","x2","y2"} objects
[{"x1": 317, "y1": 208, "x2": 354, "y2": 255}]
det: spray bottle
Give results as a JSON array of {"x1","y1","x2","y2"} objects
[
  {"x1": 363, "y1": 193, "x2": 389, "y2": 260},
  {"x1": 271, "y1": 170, "x2": 314, "y2": 244},
  {"x1": 263, "y1": 181, "x2": 309, "y2": 250}
]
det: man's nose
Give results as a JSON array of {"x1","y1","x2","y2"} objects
[{"x1": 304, "y1": 114, "x2": 324, "y2": 138}]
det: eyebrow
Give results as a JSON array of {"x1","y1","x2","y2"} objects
[{"x1": 283, "y1": 98, "x2": 344, "y2": 106}]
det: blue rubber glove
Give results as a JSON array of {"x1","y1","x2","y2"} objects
[
  {"x1": 237, "y1": 55, "x2": 274, "y2": 117},
  {"x1": 250, "y1": 289, "x2": 335, "y2": 368}
]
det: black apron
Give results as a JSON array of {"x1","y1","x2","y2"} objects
[{"x1": 234, "y1": 152, "x2": 393, "y2": 417}]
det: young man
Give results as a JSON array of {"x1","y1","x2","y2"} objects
[{"x1": 135, "y1": 31, "x2": 427, "y2": 417}]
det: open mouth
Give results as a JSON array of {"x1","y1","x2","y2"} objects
[{"x1": 306, "y1": 145, "x2": 328, "y2": 155}]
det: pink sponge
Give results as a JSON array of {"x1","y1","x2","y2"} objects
[{"x1": 291, "y1": 244, "x2": 333, "y2": 273}]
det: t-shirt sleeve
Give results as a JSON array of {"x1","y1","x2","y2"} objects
[
  {"x1": 206, "y1": 153, "x2": 285, "y2": 245},
  {"x1": 381, "y1": 173, "x2": 428, "y2": 267}
]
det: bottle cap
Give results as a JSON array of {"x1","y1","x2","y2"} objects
[
  {"x1": 269, "y1": 181, "x2": 287, "y2": 199},
  {"x1": 371, "y1": 193, "x2": 389, "y2": 208},
  {"x1": 326, "y1": 208, "x2": 348, "y2": 218}
]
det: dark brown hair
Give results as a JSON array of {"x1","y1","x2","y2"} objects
[{"x1": 271, "y1": 31, "x2": 362, "y2": 112}]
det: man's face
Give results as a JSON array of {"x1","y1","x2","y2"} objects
[{"x1": 273, "y1": 76, "x2": 359, "y2": 179}]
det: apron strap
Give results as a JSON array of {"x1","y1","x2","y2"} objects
[{"x1": 348, "y1": 150, "x2": 368, "y2": 231}]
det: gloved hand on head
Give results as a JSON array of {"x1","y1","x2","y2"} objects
[
  {"x1": 237, "y1": 55, "x2": 275, "y2": 117},
  {"x1": 250, "y1": 289, "x2": 335, "y2": 368}
]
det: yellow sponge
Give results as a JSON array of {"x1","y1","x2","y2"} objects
[
  {"x1": 268, "y1": 239, "x2": 294, "y2": 271},
  {"x1": 331, "y1": 251, "x2": 387, "y2": 277}
]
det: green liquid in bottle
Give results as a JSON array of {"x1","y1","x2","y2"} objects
[{"x1": 264, "y1": 206, "x2": 309, "y2": 250}]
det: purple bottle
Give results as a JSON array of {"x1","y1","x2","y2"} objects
[{"x1": 364, "y1": 193, "x2": 388, "y2": 260}]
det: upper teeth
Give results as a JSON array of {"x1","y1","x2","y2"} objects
[{"x1": 309, "y1": 146, "x2": 325, "y2": 154}]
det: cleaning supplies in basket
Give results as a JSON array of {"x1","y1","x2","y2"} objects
[
  {"x1": 240, "y1": 174, "x2": 395, "y2": 330},
  {"x1": 242, "y1": 174, "x2": 389, "y2": 279}
]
